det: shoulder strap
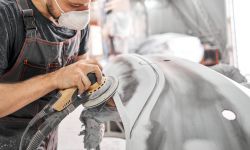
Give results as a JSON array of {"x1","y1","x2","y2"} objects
[{"x1": 16, "y1": 0, "x2": 37, "y2": 33}]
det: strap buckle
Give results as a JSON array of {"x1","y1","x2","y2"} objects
[{"x1": 22, "y1": 9, "x2": 37, "y2": 30}]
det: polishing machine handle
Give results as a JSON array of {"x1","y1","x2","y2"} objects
[
  {"x1": 88, "y1": 73, "x2": 97, "y2": 85},
  {"x1": 51, "y1": 73, "x2": 98, "y2": 111}
]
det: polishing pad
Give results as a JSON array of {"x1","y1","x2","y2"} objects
[{"x1": 83, "y1": 76, "x2": 119, "y2": 108}]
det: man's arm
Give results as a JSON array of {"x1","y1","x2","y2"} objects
[
  {"x1": 0, "y1": 60, "x2": 103, "y2": 118},
  {"x1": 0, "y1": 74, "x2": 56, "y2": 118},
  {"x1": 77, "y1": 54, "x2": 87, "y2": 60}
]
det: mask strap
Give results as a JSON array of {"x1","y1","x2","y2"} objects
[{"x1": 54, "y1": 0, "x2": 65, "y2": 13}]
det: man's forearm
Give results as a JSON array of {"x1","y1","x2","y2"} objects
[
  {"x1": 0, "y1": 57, "x2": 103, "y2": 118},
  {"x1": 0, "y1": 73, "x2": 57, "y2": 118},
  {"x1": 77, "y1": 54, "x2": 88, "y2": 60}
]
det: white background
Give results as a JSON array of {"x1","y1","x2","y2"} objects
[{"x1": 233, "y1": 0, "x2": 250, "y2": 80}]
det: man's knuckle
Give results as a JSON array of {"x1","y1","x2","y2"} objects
[
  {"x1": 73, "y1": 78, "x2": 79, "y2": 84},
  {"x1": 93, "y1": 65, "x2": 99, "y2": 70},
  {"x1": 77, "y1": 74, "x2": 82, "y2": 79},
  {"x1": 87, "y1": 81, "x2": 91, "y2": 87}
]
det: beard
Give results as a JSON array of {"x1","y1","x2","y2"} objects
[{"x1": 45, "y1": 0, "x2": 60, "y2": 20}]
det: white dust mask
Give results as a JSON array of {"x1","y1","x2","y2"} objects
[{"x1": 54, "y1": 0, "x2": 90, "y2": 30}]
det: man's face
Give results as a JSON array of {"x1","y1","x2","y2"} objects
[{"x1": 46, "y1": 0, "x2": 91, "y2": 19}]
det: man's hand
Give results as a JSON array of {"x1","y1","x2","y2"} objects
[
  {"x1": 0, "y1": 57, "x2": 103, "y2": 117},
  {"x1": 52, "y1": 60, "x2": 103, "y2": 94},
  {"x1": 77, "y1": 58, "x2": 103, "y2": 70}
]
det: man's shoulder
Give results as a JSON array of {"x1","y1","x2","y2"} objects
[
  {"x1": 0, "y1": 0, "x2": 17, "y2": 8},
  {"x1": 0, "y1": 0, "x2": 20, "y2": 15},
  {"x1": 0, "y1": 0, "x2": 23, "y2": 29}
]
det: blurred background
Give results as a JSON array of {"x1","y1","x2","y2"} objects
[
  {"x1": 86, "y1": 0, "x2": 250, "y2": 76},
  {"x1": 58, "y1": 0, "x2": 250, "y2": 149}
]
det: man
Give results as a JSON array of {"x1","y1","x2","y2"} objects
[{"x1": 0, "y1": 0, "x2": 103, "y2": 149}]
